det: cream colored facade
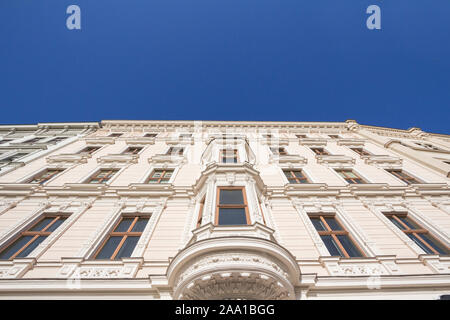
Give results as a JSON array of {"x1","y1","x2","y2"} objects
[{"x1": 0, "y1": 120, "x2": 449, "y2": 299}]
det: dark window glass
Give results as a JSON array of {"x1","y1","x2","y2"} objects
[
  {"x1": 418, "y1": 234, "x2": 449, "y2": 255},
  {"x1": 114, "y1": 218, "x2": 134, "y2": 232},
  {"x1": 45, "y1": 218, "x2": 66, "y2": 232},
  {"x1": 337, "y1": 235, "x2": 362, "y2": 257},
  {"x1": 219, "y1": 190, "x2": 244, "y2": 204},
  {"x1": 310, "y1": 218, "x2": 326, "y2": 231},
  {"x1": 95, "y1": 236, "x2": 122, "y2": 260},
  {"x1": 0, "y1": 236, "x2": 34, "y2": 260},
  {"x1": 29, "y1": 218, "x2": 54, "y2": 231},
  {"x1": 115, "y1": 236, "x2": 140, "y2": 260},
  {"x1": 16, "y1": 236, "x2": 47, "y2": 258},
  {"x1": 321, "y1": 235, "x2": 343, "y2": 256},
  {"x1": 324, "y1": 217, "x2": 343, "y2": 231},
  {"x1": 218, "y1": 208, "x2": 247, "y2": 225},
  {"x1": 131, "y1": 218, "x2": 149, "y2": 232}
]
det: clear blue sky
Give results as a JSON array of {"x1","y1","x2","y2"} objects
[{"x1": 1, "y1": 1, "x2": 449, "y2": 134}]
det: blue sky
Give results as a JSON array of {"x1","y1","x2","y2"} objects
[{"x1": 1, "y1": 1, "x2": 449, "y2": 134}]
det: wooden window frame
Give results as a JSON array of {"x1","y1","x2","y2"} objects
[
  {"x1": 166, "y1": 146, "x2": 184, "y2": 156},
  {"x1": 79, "y1": 146, "x2": 101, "y2": 155},
  {"x1": 328, "y1": 135, "x2": 340, "y2": 139},
  {"x1": 0, "y1": 215, "x2": 67, "y2": 260},
  {"x1": 215, "y1": 187, "x2": 250, "y2": 225},
  {"x1": 384, "y1": 212, "x2": 449, "y2": 255},
  {"x1": 108, "y1": 133, "x2": 123, "y2": 137},
  {"x1": 309, "y1": 213, "x2": 364, "y2": 258},
  {"x1": 145, "y1": 169, "x2": 174, "y2": 184},
  {"x1": 335, "y1": 169, "x2": 366, "y2": 184},
  {"x1": 92, "y1": 215, "x2": 148, "y2": 260},
  {"x1": 122, "y1": 146, "x2": 143, "y2": 155},
  {"x1": 283, "y1": 169, "x2": 310, "y2": 184},
  {"x1": 28, "y1": 168, "x2": 65, "y2": 184},
  {"x1": 219, "y1": 149, "x2": 239, "y2": 163},
  {"x1": 296, "y1": 134, "x2": 308, "y2": 139},
  {"x1": 350, "y1": 147, "x2": 371, "y2": 156},
  {"x1": 144, "y1": 133, "x2": 157, "y2": 138},
  {"x1": 386, "y1": 169, "x2": 421, "y2": 184},
  {"x1": 86, "y1": 169, "x2": 119, "y2": 184},
  {"x1": 311, "y1": 147, "x2": 330, "y2": 156}
]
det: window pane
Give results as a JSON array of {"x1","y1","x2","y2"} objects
[
  {"x1": 29, "y1": 218, "x2": 54, "y2": 231},
  {"x1": 407, "y1": 233, "x2": 434, "y2": 254},
  {"x1": 131, "y1": 218, "x2": 149, "y2": 232},
  {"x1": 418, "y1": 234, "x2": 449, "y2": 255},
  {"x1": 324, "y1": 217, "x2": 343, "y2": 231},
  {"x1": 283, "y1": 171, "x2": 294, "y2": 178},
  {"x1": 219, "y1": 189, "x2": 244, "y2": 204},
  {"x1": 218, "y1": 208, "x2": 247, "y2": 225},
  {"x1": 95, "y1": 236, "x2": 122, "y2": 259},
  {"x1": 294, "y1": 171, "x2": 305, "y2": 178},
  {"x1": 399, "y1": 216, "x2": 420, "y2": 230},
  {"x1": 45, "y1": 218, "x2": 66, "y2": 232},
  {"x1": 337, "y1": 235, "x2": 362, "y2": 257},
  {"x1": 310, "y1": 218, "x2": 326, "y2": 231},
  {"x1": 114, "y1": 218, "x2": 134, "y2": 232},
  {"x1": 163, "y1": 171, "x2": 173, "y2": 178},
  {"x1": 115, "y1": 236, "x2": 140, "y2": 259},
  {"x1": 388, "y1": 216, "x2": 406, "y2": 230},
  {"x1": 321, "y1": 235, "x2": 343, "y2": 257},
  {"x1": 0, "y1": 236, "x2": 34, "y2": 260},
  {"x1": 16, "y1": 236, "x2": 47, "y2": 258}
]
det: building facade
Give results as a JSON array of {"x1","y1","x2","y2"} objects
[{"x1": 0, "y1": 120, "x2": 449, "y2": 299}]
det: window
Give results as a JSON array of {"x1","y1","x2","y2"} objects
[
  {"x1": 93, "y1": 215, "x2": 149, "y2": 260},
  {"x1": 0, "y1": 152, "x2": 28, "y2": 162},
  {"x1": 48, "y1": 137, "x2": 67, "y2": 145},
  {"x1": 384, "y1": 212, "x2": 449, "y2": 255},
  {"x1": 196, "y1": 197, "x2": 205, "y2": 228},
  {"x1": 0, "y1": 139, "x2": 12, "y2": 145},
  {"x1": 351, "y1": 148, "x2": 371, "y2": 156},
  {"x1": 328, "y1": 135, "x2": 340, "y2": 139},
  {"x1": 296, "y1": 134, "x2": 307, "y2": 139},
  {"x1": 145, "y1": 169, "x2": 173, "y2": 183},
  {"x1": 215, "y1": 187, "x2": 249, "y2": 225},
  {"x1": 166, "y1": 146, "x2": 184, "y2": 156},
  {"x1": 79, "y1": 146, "x2": 100, "y2": 155},
  {"x1": 283, "y1": 170, "x2": 310, "y2": 184},
  {"x1": 386, "y1": 169, "x2": 421, "y2": 184},
  {"x1": 144, "y1": 133, "x2": 157, "y2": 138},
  {"x1": 414, "y1": 142, "x2": 440, "y2": 151},
  {"x1": 122, "y1": 147, "x2": 143, "y2": 155},
  {"x1": 0, "y1": 215, "x2": 68, "y2": 260},
  {"x1": 28, "y1": 169, "x2": 64, "y2": 184},
  {"x1": 108, "y1": 133, "x2": 123, "y2": 137},
  {"x1": 309, "y1": 214, "x2": 363, "y2": 258},
  {"x1": 179, "y1": 133, "x2": 192, "y2": 138},
  {"x1": 220, "y1": 149, "x2": 238, "y2": 163},
  {"x1": 335, "y1": 169, "x2": 366, "y2": 184},
  {"x1": 262, "y1": 134, "x2": 273, "y2": 139},
  {"x1": 311, "y1": 148, "x2": 329, "y2": 155},
  {"x1": 444, "y1": 161, "x2": 450, "y2": 165},
  {"x1": 23, "y1": 137, "x2": 44, "y2": 144},
  {"x1": 87, "y1": 169, "x2": 119, "y2": 184},
  {"x1": 270, "y1": 147, "x2": 288, "y2": 156}
]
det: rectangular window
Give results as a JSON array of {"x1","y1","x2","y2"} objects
[
  {"x1": 93, "y1": 215, "x2": 149, "y2": 260},
  {"x1": 79, "y1": 146, "x2": 101, "y2": 155},
  {"x1": 335, "y1": 169, "x2": 366, "y2": 184},
  {"x1": 109, "y1": 133, "x2": 123, "y2": 137},
  {"x1": 328, "y1": 135, "x2": 340, "y2": 139},
  {"x1": 28, "y1": 169, "x2": 64, "y2": 184},
  {"x1": 415, "y1": 142, "x2": 440, "y2": 151},
  {"x1": 145, "y1": 169, "x2": 173, "y2": 184},
  {"x1": 296, "y1": 134, "x2": 307, "y2": 139},
  {"x1": 283, "y1": 170, "x2": 310, "y2": 184},
  {"x1": 311, "y1": 148, "x2": 329, "y2": 155},
  {"x1": 1, "y1": 152, "x2": 28, "y2": 162},
  {"x1": 262, "y1": 134, "x2": 272, "y2": 139},
  {"x1": 122, "y1": 147, "x2": 143, "y2": 155},
  {"x1": 386, "y1": 169, "x2": 421, "y2": 184},
  {"x1": 23, "y1": 137, "x2": 44, "y2": 144},
  {"x1": 270, "y1": 147, "x2": 288, "y2": 156},
  {"x1": 166, "y1": 146, "x2": 184, "y2": 156},
  {"x1": 215, "y1": 187, "x2": 249, "y2": 226},
  {"x1": 309, "y1": 214, "x2": 363, "y2": 258},
  {"x1": 48, "y1": 137, "x2": 67, "y2": 145},
  {"x1": 87, "y1": 169, "x2": 119, "y2": 184},
  {"x1": 0, "y1": 139, "x2": 12, "y2": 145},
  {"x1": 350, "y1": 148, "x2": 371, "y2": 156},
  {"x1": 384, "y1": 212, "x2": 449, "y2": 255},
  {"x1": 0, "y1": 215, "x2": 68, "y2": 260},
  {"x1": 220, "y1": 149, "x2": 238, "y2": 163},
  {"x1": 144, "y1": 133, "x2": 157, "y2": 138}
]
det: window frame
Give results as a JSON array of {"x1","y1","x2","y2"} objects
[
  {"x1": 166, "y1": 146, "x2": 185, "y2": 156},
  {"x1": 283, "y1": 169, "x2": 310, "y2": 184},
  {"x1": 335, "y1": 169, "x2": 367, "y2": 184},
  {"x1": 219, "y1": 149, "x2": 239, "y2": 163},
  {"x1": 309, "y1": 213, "x2": 365, "y2": 258},
  {"x1": 350, "y1": 147, "x2": 371, "y2": 156},
  {"x1": 122, "y1": 146, "x2": 144, "y2": 155},
  {"x1": 0, "y1": 214, "x2": 68, "y2": 260},
  {"x1": 383, "y1": 212, "x2": 449, "y2": 255},
  {"x1": 214, "y1": 187, "x2": 250, "y2": 226},
  {"x1": 385, "y1": 169, "x2": 422, "y2": 185},
  {"x1": 108, "y1": 133, "x2": 123, "y2": 138},
  {"x1": 85, "y1": 168, "x2": 120, "y2": 184},
  {"x1": 311, "y1": 147, "x2": 330, "y2": 156},
  {"x1": 78, "y1": 146, "x2": 102, "y2": 155},
  {"x1": 26, "y1": 168, "x2": 65, "y2": 185},
  {"x1": 92, "y1": 214, "x2": 150, "y2": 260},
  {"x1": 144, "y1": 168, "x2": 174, "y2": 184}
]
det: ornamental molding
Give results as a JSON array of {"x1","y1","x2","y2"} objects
[
  {"x1": 166, "y1": 137, "x2": 194, "y2": 145},
  {"x1": 124, "y1": 137, "x2": 156, "y2": 145},
  {"x1": 260, "y1": 137, "x2": 289, "y2": 146},
  {"x1": 316, "y1": 154, "x2": 355, "y2": 167},
  {"x1": 336, "y1": 138, "x2": 365, "y2": 147},
  {"x1": 97, "y1": 154, "x2": 139, "y2": 165},
  {"x1": 0, "y1": 258, "x2": 36, "y2": 279},
  {"x1": 43, "y1": 183, "x2": 107, "y2": 196},
  {"x1": 298, "y1": 138, "x2": 327, "y2": 147},
  {"x1": 419, "y1": 255, "x2": 450, "y2": 274},
  {"x1": 84, "y1": 137, "x2": 115, "y2": 145},
  {"x1": 0, "y1": 183, "x2": 39, "y2": 196},
  {"x1": 148, "y1": 154, "x2": 186, "y2": 166},
  {"x1": 167, "y1": 227, "x2": 300, "y2": 300},
  {"x1": 269, "y1": 154, "x2": 307, "y2": 167},
  {"x1": 46, "y1": 153, "x2": 90, "y2": 165},
  {"x1": 319, "y1": 257, "x2": 396, "y2": 276},
  {"x1": 361, "y1": 155, "x2": 403, "y2": 167},
  {"x1": 59, "y1": 258, "x2": 144, "y2": 279}
]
